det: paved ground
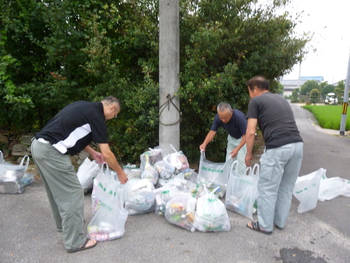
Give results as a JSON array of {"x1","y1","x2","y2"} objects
[{"x1": 1, "y1": 103, "x2": 349, "y2": 263}]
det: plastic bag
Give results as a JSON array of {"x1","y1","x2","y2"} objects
[
  {"x1": 77, "y1": 158, "x2": 100, "y2": 190},
  {"x1": 165, "y1": 193, "x2": 196, "y2": 232},
  {"x1": 124, "y1": 178, "x2": 155, "y2": 215},
  {"x1": 87, "y1": 185, "x2": 128, "y2": 241},
  {"x1": 153, "y1": 174, "x2": 191, "y2": 204},
  {"x1": 123, "y1": 164, "x2": 142, "y2": 179},
  {"x1": 163, "y1": 144, "x2": 190, "y2": 172},
  {"x1": 194, "y1": 186, "x2": 231, "y2": 232},
  {"x1": 140, "y1": 147, "x2": 164, "y2": 170},
  {"x1": 0, "y1": 154, "x2": 30, "y2": 182},
  {"x1": 0, "y1": 181, "x2": 24, "y2": 194},
  {"x1": 140, "y1": 154, "x2": 159, "y2": 185},
  {"x1": 293, "y1": 168, "x2": 325, "y2": 213},
  {"x1": 20, "y1": 173, "x2": 35, "y2": 187},
  {"x1": 225, "y1": 162, "x2": 259, "y2": 219},
  {"x1": 196, "y1": 151, "x2": 233, "y2": 198},
  {"x1": 318, "y1": 175, "x2": 350, "y2": 201},
  {"x1": 91, "y1": 163, "x2": 122, "y2": 214},
  {"x1": 154, "y1": 160, "x2": 176, "y2": 179}
]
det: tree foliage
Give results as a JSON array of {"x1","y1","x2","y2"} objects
[
  {"x1": 300, "y1": 80, "x2": 320, "y2": 95},
  {"x1": 321, "y1": 84, "x2": 335, "y2": 97},
  {"x1": 335, "y1": 80, "x2": 347, "y2": 103},
  {"x1": 309, "y1": 89, "x2": 320, "y2": 105},
  {"x1": 291, "y1": 88, "x2": 300, "y2": 103},
  {"x1": 0, "y1": 0, "x2": 309, "y2": 164}
]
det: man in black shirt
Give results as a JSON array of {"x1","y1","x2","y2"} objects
[
  {"x1": 245, "y1": 76, "x2": 303, "y2": 235},
  {"x1": 31, "y1": 96, "x2": 128, "y2": 252}
]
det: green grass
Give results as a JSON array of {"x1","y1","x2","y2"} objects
[{"x1": 302, "y1": 105, "x2": 350, "y2": 130}]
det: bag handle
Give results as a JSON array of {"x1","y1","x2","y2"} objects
[
  {"x1": 100, "y1": 162, "x2": 112, "y2": 179},
  {"x1": 19, "y1": 155, "x2": 30, "y2": 172},
  {"x1": 170, "y1": 144, "x2": 178, "y2": 153},
  {"x1": 251, "y1": 163, "x2": 260, "y2": 177},
  {"x1": 229, "y1": 160, "x2": 239, "y2": 177}
]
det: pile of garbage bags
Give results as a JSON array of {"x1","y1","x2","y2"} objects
[
  {"x1": 84, "y1": 145, "x2": 232, "y2": 241},
  {"x1": 0, "y1": 151, "x2": 34, "y2": 194},
  {"x1": 80, "y1": 146, "x2": 350, "y2": 241}
]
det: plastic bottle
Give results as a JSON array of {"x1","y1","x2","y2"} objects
[
  {"x1": 89, "y1": 232, "x2": 109, "y2": 241},
  {"x1": 155, "y1": 194, "x2": 166, "y2": 216}
]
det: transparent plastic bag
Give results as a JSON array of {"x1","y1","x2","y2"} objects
[
  {"x1": 153, "y1": 174, "x2": 190, "y2": 204},
  {"x1": 140, "y1": 147, "x2": 164, "y2": 170},
  {"x1": 318, "y1": 175, "x2": 350, "y2": 201},
  {"x1": 293, "y1": 168, "x2": 325, "y2": 213},
  {"x1": 140, "y1": 155, "x2": 159, "y2": 185},
  {"x1": 123, "y1": 164, "x2": 142, "y2": 179},
  {"x1": 163, "y1": 144, "x2": 189, "y2": 172},
  {"x1": 196, "y1": 151, "x2": 233, "y2": 198},
  {"x1": 194, "y1": 186, "x2": 231, "y2": 232},
  {"x1": 124, "y1": 178, "x2": 155, "y2": 215},
  {"x1": 87, "y1": 186, "x2": 128, "y2": 241},
  {"x1": 225, "y1": 162, "x2": 259, "y2": 219},
  {"x1": 165, "y1": 193, "x2": 196, "y2": 232},
  {"x1": 0, "y1": 154, "x2": 30, "y2": 182},
  {"x1": 77, "y1": 158, "x2": 100, "y2": 190},
  {"x1": 154, "y1": 160, "x2": 176, "y2": 179},
  {"x1": 91, "y1": 163, "x2": 123, "y2": 214}
]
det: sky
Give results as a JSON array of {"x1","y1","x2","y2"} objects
[{"x1": 281, "y1": 0, "x2": 350, "y2": 84}]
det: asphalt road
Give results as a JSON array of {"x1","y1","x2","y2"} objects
[{"x1": 1, "y1": 103, "x2": 350, "y2": 263}]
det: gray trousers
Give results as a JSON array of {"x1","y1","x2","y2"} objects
[
  {"x1": 257, "y1": 142, "x2": 303, "y2": 232},
  {"x1": 31, "y1": 139, "x2": 86, "y2": 250}
]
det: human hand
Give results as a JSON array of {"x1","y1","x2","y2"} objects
[
  {"x1": 118, "y1": 171, "x2": 129, "y2": 185},
  {"x1": 230, "y1": 148, "x2": 238, "y2": 158},
  {"x1": 245, "y1": 153, "x2": 252, "y2": 167},
  {"x1": 91, "y1": 152, "x2": 104, "y2": 164},
  {"x1": 199, "y1": 144, "x2": 206, "y2": 152}
]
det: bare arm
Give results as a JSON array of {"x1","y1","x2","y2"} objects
[
  {"x1": 199, "y1": 130, "x2": 217, "y2": 151},
  {"x1": 98, "y1": 143, "x2": 128, "y2": 184},
  {"x1": 84, "y1": 145, "x2": 104, "y2": 164},
  {"x1": 245, "y1": 118, "x2": 258, "y2": 167}
]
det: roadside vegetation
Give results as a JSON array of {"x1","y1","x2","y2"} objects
[
  {"x1": 302, "y1": 105, "x2": 350, "y2": 130},
  {"x1": 288, "y1": 79, "x2": 348, "y2": 105},
  {"x1": 0, "y1": 0, "x2": 309, "y2": 164}
]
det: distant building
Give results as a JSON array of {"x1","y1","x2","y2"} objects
[{"x1": 280, "y1": 76, "x2": 324, "y2": 97}]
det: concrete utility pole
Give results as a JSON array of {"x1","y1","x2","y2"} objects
[
  {"x1": 159, "y1": 0, "x2": 180, "y2": 154},
  {"x1": 340, "y1": 51, "x2": 350, "y2": 135}
]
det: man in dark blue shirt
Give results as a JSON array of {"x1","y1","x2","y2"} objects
[
  {"x1": 31, "y1": 96, "x2": 128, "y2": 253},
  {"x1": 199, "y1": 102, "x2": 247, "y2": 170}
]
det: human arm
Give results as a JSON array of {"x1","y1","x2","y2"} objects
[
  {"x1": 84, "y1": 145, "x2": 104, "y2": 164},
  {"x1": 245, "y1": 118, "x2": 257, "y2": 167},
  {"x1": 98, "y1": 143, "x2": 128, "y2": 184},
  {"x1": 199, "y1": 130, "x2": 217, "y2": 151}
]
